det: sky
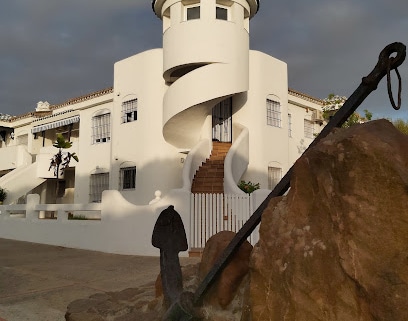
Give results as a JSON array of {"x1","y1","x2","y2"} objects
[{"x1": 0, "y1": 0, "x2": 407, "y2": 120}]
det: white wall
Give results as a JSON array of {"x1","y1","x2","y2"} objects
[
  {"x1": 232, "y1": 50, "x2": 289, "y2": 189},
  {"x1": 112, "y1": 49, "x2": 184, "y2": 205},
  {"x1": 0, "y1": 190, "x2": 192, "y2": 257},
  {"x1": 74, "y1": 100, "x2": 114, "y2": 204}
]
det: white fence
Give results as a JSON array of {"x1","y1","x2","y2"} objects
[{"x1": 190, "y1": 193, "x2": 258, "y2": 248}]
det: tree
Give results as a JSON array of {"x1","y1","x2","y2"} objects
[
  {"x1": 392, "y1": 118, "x2": 408, "y2": 135},
  {"x1": 322, "y1": 94, "x2": 372, "y2": 128},
  {"x1": 49, "y1": 134, "x2": 79, "y2": 199}
]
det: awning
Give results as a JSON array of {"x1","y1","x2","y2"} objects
[{"x1": 31, "y1": 116, "x2": 80, "y2": 134}]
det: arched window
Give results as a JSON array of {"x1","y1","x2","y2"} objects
[
  {"x1": 268, "y1": 162, "x2": 282, "y2": 190},
  {"x1": 121, "y1": 95, "x2": 138, "y2": 123},
  {"x1": 266, "y1": 95, "x2": 281, "y2": 128},
  {"x1": 304, "y1": 119, "x2": 314, "y2": 138},
  {"x1": 89, "y1": 167, "x2": 109, "y2": 203},
  {"x1": 119, "y1": 161, "x2": 136, "y2": 190},
  {"x1": 92, "y1": 109, "x2": 111, "y2": 144}
]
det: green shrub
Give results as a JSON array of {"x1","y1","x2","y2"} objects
[
  {"x1": 238, "y1": 180, "x2": 260, "y2": 194},
  {"x1": 68, "y1": 213, "x2": 88, "y2": 220},
  {"x1": 0, "y1": 187, "x2": 7, "y2": 202}
]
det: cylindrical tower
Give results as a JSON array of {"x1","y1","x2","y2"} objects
[{"x1": 152, "y1": 0, "x2": 259, "y2": 148}]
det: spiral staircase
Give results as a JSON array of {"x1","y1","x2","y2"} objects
[{"x1": 191, "y1": 141, "x2": 231, "y2": 193}]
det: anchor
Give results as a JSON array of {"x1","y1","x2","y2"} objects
[{"x1": 152, "y1": 42, "x2": 406, "y2": 320}]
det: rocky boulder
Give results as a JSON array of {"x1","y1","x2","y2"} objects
[
  {"x1": 199, "y1": 231, "x2": 253, "y2": 309},
  {"x1": 250, "y1": 120, "x2": 408, "y2": 321}
]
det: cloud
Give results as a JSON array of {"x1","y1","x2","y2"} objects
[
  {"x1": 251, "y1": 0, "x2": 408, "y2": 119},
  {"x1": 0, "y1": 1, "x2": 161, "y2": 114},
  {"x1": 0, "y1": 0, "x2": 407, "y2": 120}
]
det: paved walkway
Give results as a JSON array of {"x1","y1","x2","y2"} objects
[{"x1": 0, "y1": 238, "x2": 198, "y2": 321}]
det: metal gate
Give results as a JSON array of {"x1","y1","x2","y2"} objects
[{"x1": 190, "y1": 193, "x2": 258, "y2": 248}]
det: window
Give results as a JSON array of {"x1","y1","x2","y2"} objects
[
  {"x1": 266, "y1": 99, "x2": 281, "y2": 127},
  {"x1": 304, "y1": 119, "x2": 314, "y2": 138},
  {"x1": 288, "y1": 113, "x2": 292, "y2": 137},
  {"x1": 121, "y1": 99, "x2": 138, "y2": 123},
  {"x1": 268, "y1": 167, "x2": 282, "y2": 190},
  {"x1": 89, "y1": 172, "x2": 109, "y2": 203},
  {"x1": 216, "y1": 6, "x2": 228, "y2": 20},
  {"x1": 186, "y1": 5, "x2": 200, "y2": 20},
  {"x1": 92, "y1": 113, "x2": 111, "y2": 144},
  {"x1": 119, "y1": 166, "x2": 136, "y2": 190}
]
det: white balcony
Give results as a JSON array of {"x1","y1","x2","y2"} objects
[{"x1": 0, "y1": 145, "x2": 32, "y2": 172}]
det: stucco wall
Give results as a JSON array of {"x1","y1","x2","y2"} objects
[
  {"x1": 0, "y1": 190, "x2": 191, "y2": 257},
  {"x1": 112, "y1": 49, "x2": 184, "y2": 205}
]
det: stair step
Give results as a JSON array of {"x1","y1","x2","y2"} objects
[{"x1": 191, "y1": 142, "x2": 232, "y2": 194}]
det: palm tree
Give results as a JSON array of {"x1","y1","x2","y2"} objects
[{"x1": 49, "y1": 134, "x2": 79, "y2": 200}]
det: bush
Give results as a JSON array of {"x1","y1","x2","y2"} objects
[
  {"x1": 0, "y1": 187, "x2": 7, "y2": 202},
  {"x1": 238, "y1": 180, "x2": 260, "y2": 194},
  {"x1": 68, "y1": 213, "x2": 88, "y2": 220}
]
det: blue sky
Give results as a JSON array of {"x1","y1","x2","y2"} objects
[{"x1": 0, "y1": 0, "x2": 407, "y2": 120}]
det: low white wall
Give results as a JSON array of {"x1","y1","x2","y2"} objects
[
  {"x1": 0, "y1": 189, "x2": 192, "y2": 257},
  {"x1": 0, "y1": 163, "x2": 46, "y2": 204}
]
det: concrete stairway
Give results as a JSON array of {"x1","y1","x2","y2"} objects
[{"x1": 191, "y1": 141, "x2": 231, "y2": 194}]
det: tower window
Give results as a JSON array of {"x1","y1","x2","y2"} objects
[
  {"x1": 216, "y1": 6, "x2": 228, "y2": 20},
  {"x1": 186, "y1": 5, "x2": 200, "y2": 20},
  {"x1": 266, "y1": 99, "x2": 281, "y2": 127}
]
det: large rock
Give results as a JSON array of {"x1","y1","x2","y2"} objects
[
  {"x1": 250, "y1": 120, "x2": 408, "y2": 321},
  {"x1": 199, "y1": 231, "x2": 253, "y2": 309}
]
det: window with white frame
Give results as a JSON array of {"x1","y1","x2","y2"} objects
[
  {"x1": 268, "y1": 167, "x2": 282, "y2": 190},
  {"x1": 266, "y1": 99, "x2": 281, "y2": 127},
  {"x1": 186, "y1": 5, "x2": 200, "y2": 20},
  {"x1": 304, "y1": 119, "x2": 314, "y2": 138},
  {"x1": 121, "y1": 99, "x2": 138, "y2": 123},
  {"x1": 216, "y1": 6, "x2": 228, "y2": 20},
  {"x1": 288, "y1": 113, "x2": 292, "y2": 137},
  {"x1": 92, "y1": 112, "x2": 111, "y2": 144},
  {"x1": 119, "y1": 166, "x2": 136, "y2": 190},
  {"x1": 89, "y1": 172, "x2": 109, "y2": 203}
]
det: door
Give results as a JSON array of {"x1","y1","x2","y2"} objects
[{"x1": 212, "y1": 97, "x2": 232, "y2": 142}]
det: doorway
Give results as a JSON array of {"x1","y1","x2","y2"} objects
[{"x1": 212, "y1": 97, "x2": 232, "y2": 142}]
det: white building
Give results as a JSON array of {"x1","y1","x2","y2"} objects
[{"x1": 0, "y1": 0, "x2": 324, "y2": 255}]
